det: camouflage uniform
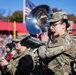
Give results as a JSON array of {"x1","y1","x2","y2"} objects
[
  {"x1": 2, "y1": 35, "x2": 39, "y2": 75},
  {"x1": 3, "y1": 49, "x2": 36, "y2": 75},
  {"x1": 38, "y1": 11, "x2": 76, "y2": 75},
  {"x1": 67, "y1": 21, "x2": 74, "y2": 34}
]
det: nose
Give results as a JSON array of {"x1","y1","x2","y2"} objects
[
  {"x1": 50, "y1": 25, "x2": 54, "y2": 29},
  {"x1": 49, "y1": 26, "x2": 55, "y2": 32}
]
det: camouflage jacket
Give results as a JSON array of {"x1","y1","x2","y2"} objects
[
  {"x1": 38, "y1": 33, "x2": 76, "y2": 75},
  {"x1": 4, "y1": 49, "x2": 36, "y2": 75}
]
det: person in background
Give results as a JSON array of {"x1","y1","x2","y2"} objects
[
  {"x1": 67, "y1": 20, "x2": 74, "y2": 34},
  {"x1": 0, "y1": 35, "x2": 35, "y2": 75},
  {"x1": 4, "y1": 42, "x2": 16, "y2": 62},
  {"x1": 38, "y1": 11, "x2": 76, "y2": 75},
  {"x1": 0, "y1": 42, "x2": 16, "y2": 75},
  {"x1": 0, "y1": 38, "x2": 5, "y2": 52},
  {"x1": 4, "y1": 43, "x2": 14, "y2": 53},
  {"x1": 7, "y1": 34, "x2": 13, "y2": 43}
]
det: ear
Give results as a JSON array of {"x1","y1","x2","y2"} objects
[{"x1": 62, "y1": 22, "x2": 66, "y2": 28}]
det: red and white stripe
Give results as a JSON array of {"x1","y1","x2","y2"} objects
[{"x1": 25, "y1": 7, "x2": 31, "y2": 15}]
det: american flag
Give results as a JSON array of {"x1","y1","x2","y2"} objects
[{"x1": 25, "y1": 0, "x2": 36, "y2": 16}]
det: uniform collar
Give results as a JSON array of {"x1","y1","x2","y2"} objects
[{"x1": 13, "y1": 50, "x2": 29, "y2": 59}]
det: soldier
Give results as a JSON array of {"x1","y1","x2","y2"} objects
[
  {"x1": 0, "y1": 35, "x2": 36, "y2": 75},
  {"x1": 0, "y1": 42, "x2": 16, "y2": 75},
  {"x1": 38, "y1": 11, "x2": 76, "y2": 75},
  {"x1": 67, "y1": 20, "x2": 74, "y2": 34}
]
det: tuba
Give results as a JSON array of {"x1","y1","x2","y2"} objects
[
  {"x1": 22, "y1": 5, "x2": 52, "y2": 49},
  {"x1": 25, "y1": 4, "x2": 52, "y2": 35}
]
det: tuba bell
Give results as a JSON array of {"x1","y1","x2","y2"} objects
[{"x1": 25, "y1": 4, "x2": 52, "y2": 35}]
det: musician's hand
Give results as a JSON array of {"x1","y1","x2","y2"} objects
[
  {"x1": 41, "y1": 32, "x2": 49, "y2": 43},
  {"x1": 0, "y1": 58, "x2": 9, "y2": 66}
]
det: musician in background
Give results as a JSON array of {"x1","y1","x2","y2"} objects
[
  {"x1": 0, "y1": 35, "x2": 35, "y2": 75},
  {"x1": 0, "y1": 42, "x2": 16, "y2": 75},
  {"x1": 67, "y1": 21, "x2": 74, "y2": 34},
  {"x1": 4, "y1": 42, "x2": 16, "y2": 62}
]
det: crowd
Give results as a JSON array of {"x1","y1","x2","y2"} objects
[
  {"x1": 0, "y1": 33, "x2": 13, "y2": 59},
  {"x1": 0, "y1": 10, "x2": 76, "y2": 75}
]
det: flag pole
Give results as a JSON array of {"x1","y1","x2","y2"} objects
[
  {"x1": 14, "y1": 21, "x2": 16, "y2": 39},
  {"x1": 23, "y1": 0, "x2": 25, "y2": 24}
]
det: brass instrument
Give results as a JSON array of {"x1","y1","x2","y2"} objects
[
  {"x1": 21, "y1": 5, "x2": 52, "y2": 49},
  {"x1": 25, "y1": 4, "x2": 52, "y2": 35}
]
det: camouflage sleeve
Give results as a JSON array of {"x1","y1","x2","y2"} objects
[
  {"x1": 4, "y1": 59, "x2": 16, "y2": 75},
  {"x1": 38, "y1": 39, "x2": 71, "y2": 58},
  {"x1": 1, "y1": 59, "x2": 16, "y2": 75}
]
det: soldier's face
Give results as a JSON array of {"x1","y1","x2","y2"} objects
[
  {"x1": 49, "y1": 21, "x2": 64, "y2": 36},
  {"x1": 49, "y1": 25, "x2": 55, "y2": 32},
  {"x1": 14, "y1": 41, "x2": 21, "y2": 50}
]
